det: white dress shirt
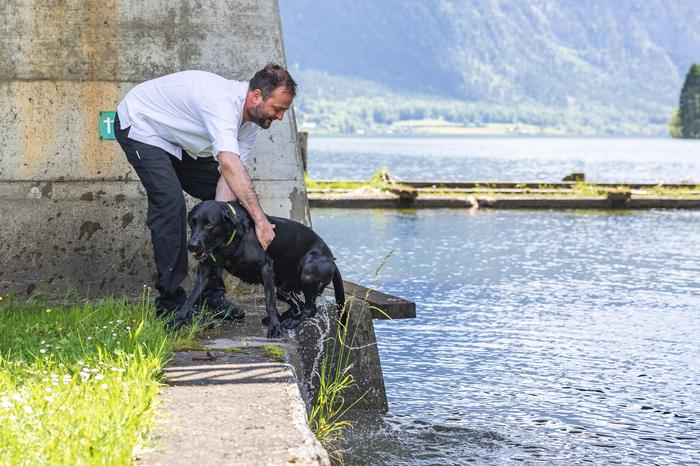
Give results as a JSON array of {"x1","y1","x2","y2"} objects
[{"x1": 117, "y1": 70, "x2": 260, "y2": 164}]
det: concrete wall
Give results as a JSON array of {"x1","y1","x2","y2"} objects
[
  {"x1": 289, "y1": 298, "x2": 388, "y2": 411},
  {"x1": 0, "y1": 0, "x2": 309, "y2": 298}
]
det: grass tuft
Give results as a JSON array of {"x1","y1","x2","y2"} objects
[
  {"x1": 308, "y1": 251, "x2": 394, "y2": 463},
  {"x1": 0, "y1": 292, "x2": 201, "y2": 464}
]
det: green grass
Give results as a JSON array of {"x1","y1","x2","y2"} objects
[
  {"x1": 306, "y1": 167, "x2": 416, "y2": 193},
  {"x1": 306, "y1": 173, "x2": 700, "y2": 199},
  {"x1": 0, "y1": 292, "x2": 201, "y2": 465},
  {"x1": 261, "y1": 345, "x2": 286, "y2": 362},
  {"x1": 308, "y1": 252, "x2": 393, "y2": 464},
  {"x1": 307, "y1": 306, "x2": 358, "y2": 464}
]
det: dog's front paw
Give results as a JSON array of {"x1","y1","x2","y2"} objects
[
  {"x1": 165, "y1": 308, "x2": 191, "y2": 332},
  {"x1": 281, "y1": 317, "x2": 301, "y2": 330},
  {"x1": 267, "y1": 321, "x2": 284, "y2": 339},
  {"x1": 165, "y1": 317, "x2": 185, "y2": 332}
]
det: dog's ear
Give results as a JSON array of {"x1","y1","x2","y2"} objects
[
  {"x1": 221, "y1": 202, "x2": 236, "y2": 227},
  {"x1": 187, "y1": 202, "x2": 202, "y2": 225}
]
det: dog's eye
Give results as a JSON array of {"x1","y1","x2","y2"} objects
[{"x1": 203, "y1": 219, "x2": 213, "y2": 229}]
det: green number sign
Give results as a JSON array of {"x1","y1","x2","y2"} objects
[{"x1": 99, "y1": 111, "x2": 116, "y2": 140}]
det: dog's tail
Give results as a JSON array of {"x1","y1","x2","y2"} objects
[{"x1": 332, "y1": 265, "x2": 347, "y2": 323}]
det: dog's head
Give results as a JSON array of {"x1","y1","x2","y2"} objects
[{"x1": 187, "y1": 200, "x2": 239, "y2": 261}]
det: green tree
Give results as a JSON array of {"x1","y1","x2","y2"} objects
[
  {"x1": 669, "y1": 107, "x2": 683, "y2": 137},
  {"x1": 679, "y1": 64, "x2": 700, "y2": 138}
]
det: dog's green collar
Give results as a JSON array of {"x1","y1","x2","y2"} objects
[{"x1": 209, "y1": 203, "x2": 237, "y2": 263}]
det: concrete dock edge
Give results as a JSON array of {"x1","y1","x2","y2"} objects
[{"x1": 138, "y1": 292, "x2": 334, "y2": 466}]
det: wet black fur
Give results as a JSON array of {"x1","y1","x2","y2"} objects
[{"x1": 168, "y1": 200, "x2": 345, "y2": 338}]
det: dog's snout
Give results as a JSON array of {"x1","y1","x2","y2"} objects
[{"x1": 187, "y1": 236, "x2": 203, "y2": 253}]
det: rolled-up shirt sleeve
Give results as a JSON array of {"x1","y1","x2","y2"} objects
[{"x1": 199, "y1": 95, "x2": 241, "y2": 161}]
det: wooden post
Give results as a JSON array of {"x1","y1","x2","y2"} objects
[
  {"x1": 563, "y1": 172, "x2": 585, "y2": 182},
  {"x1": 298, "y1": 131, "x2": 309, "y2": 172}
]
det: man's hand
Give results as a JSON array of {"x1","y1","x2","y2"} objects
[
  {"x1": 255, "y1": 219, "x2": 276, "y2": 250},
  {"x1": 217, "y1": 151, "x2": 276, "y2": 249}
]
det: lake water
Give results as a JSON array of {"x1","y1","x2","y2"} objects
[
  {"x1": 312, "y1": 208, "x2": 700, "y2": 465},
  {"x1": 306, "y1": 136, "x2": 699, "y2": 465},
  {"x1": 307, "y1": 136, "x2": 700, "y2": 183}
]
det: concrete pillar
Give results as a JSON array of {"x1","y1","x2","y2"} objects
[{"x1": 0, "y1": 0, "x2": 309, "y2": 298}]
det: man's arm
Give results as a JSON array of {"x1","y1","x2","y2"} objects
[{"x1": 216, "y1": 151, "x2": 275, "y2": 249}]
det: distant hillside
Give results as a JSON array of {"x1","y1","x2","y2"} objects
[{"x1": 279, "y1": 1, "x2": 700, "y2": 135}]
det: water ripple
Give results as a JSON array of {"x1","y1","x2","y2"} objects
[
  {"x1": 313, "y1": 208, "x2": 700, "y2": 465},
  {"x1": 308, "y1": 137, "x2": 700, "y2": 183}
]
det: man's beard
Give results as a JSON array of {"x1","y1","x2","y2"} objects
[{"x1": 247, "y1": 103, "x2": 272, "y2": 129}]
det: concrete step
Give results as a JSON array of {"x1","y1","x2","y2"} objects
[{"x1": 137, "y1": 295, "x2": 330, "y2": 466}]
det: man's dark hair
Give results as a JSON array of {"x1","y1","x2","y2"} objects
[{"x1": 249, "y1": 63, "x2": 297, "y2": 99}]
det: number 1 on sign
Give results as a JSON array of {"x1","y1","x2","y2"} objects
[
  {"x1": 103, "y1": 116, "x2": 112, "y2": 134},
  {"x1": 99, "y1": 111, "x2": 116, "y2": 140}
]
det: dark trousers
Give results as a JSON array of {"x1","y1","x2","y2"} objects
[{"x1": 114, "y1": 113, "x2": 224, "y2": 307}]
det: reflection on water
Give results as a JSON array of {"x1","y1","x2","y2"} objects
[
  {"x1": 312, "y1": 208, "x2": 700, "y2": 465},
  {"x1": 307, "y1": 137, "x2": 700, "y2": 183}
]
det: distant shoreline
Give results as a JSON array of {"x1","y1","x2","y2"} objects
[
  {"x1": 301, "y1": 132, "x2": 678, "y2": 139},
  {"x1": 298, "y1": 118, "x2": 671, "y2": 138}
]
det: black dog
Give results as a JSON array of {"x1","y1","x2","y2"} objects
[{"x1": 169, "y1": 200, "x2": 345, "y2": 338}]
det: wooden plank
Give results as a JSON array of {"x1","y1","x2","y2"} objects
[{"x1": 312, "y1": 180, "x2": 698, "y2": 190}]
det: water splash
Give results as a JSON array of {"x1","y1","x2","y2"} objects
[{"x1": 289, "y1": 297, "x2": 333, "y2": 399}]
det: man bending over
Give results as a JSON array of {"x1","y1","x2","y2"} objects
[{"x1": 114, "y1": 64, "x2": 296, "y2": 317}]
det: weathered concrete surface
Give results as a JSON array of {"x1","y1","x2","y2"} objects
[
  {"x1": 342, "y1": 280, "x2": 416, "y2": 320},
  {"x1": 0, "y1": 0, "x2": 309, "y2": 298},
  {"x1": 0, "y1": 180, "x2": 154, "y2": 296},
  {"x1": 208, "y1": 288, "x2": 389, "y2": 411},
  {"x1": 289, "y1": 295, "x2": 389, "y2": 411},
  {"x1": 138, "y1": 288, "x2": 393, "y2": 465},
  {"x1": 139, "y1": 293, "x2": 331, "y2": 465},
  {"x1": 138, "y1": 348, "x2": 329, "y2": 466}
]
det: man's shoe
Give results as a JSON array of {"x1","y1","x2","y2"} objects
[
  {"x1": 195, "y1": 290, "x2": 245, "y2": 320},
  {"x1": 154, "y1": 296, "x2": 181, "y2": 318}
]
